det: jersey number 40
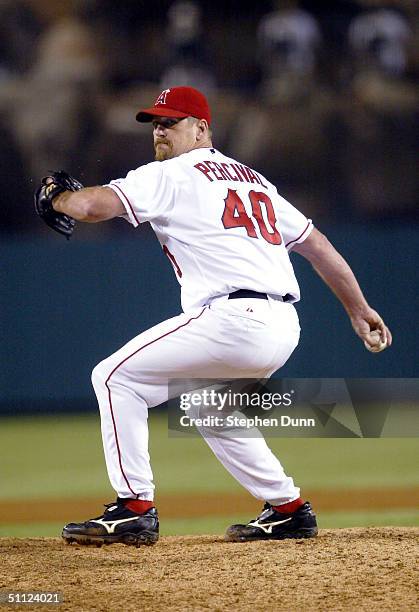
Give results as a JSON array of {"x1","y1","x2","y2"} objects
[{"x1": 222, "y1": 189, "x2": 281, "y2": 245}]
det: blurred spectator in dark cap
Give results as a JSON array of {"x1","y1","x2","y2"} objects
[
  {"x1": 342, "y1": 5, "x2": 418, "y2": 218},
  {"x1": 348, "y1": 7, "x2": 412, "y2": 75},
  {"x1": 160, "y1": 0, "x2": 217, "y2": 94},
  {"x1": 256, "y1": 0, "x2": 322, "y2": 101}
]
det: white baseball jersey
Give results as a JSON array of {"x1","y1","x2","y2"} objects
[
  {"x1": 97, "y1": 146, "x2": 308, "y2": 504},
  {"x1": 106, "y1": 148, "x2": 312, "y2": 311}
]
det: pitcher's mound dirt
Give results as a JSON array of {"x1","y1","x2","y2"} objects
[{"x1": 2, "y1": 528, "x2": 418, "y2": 611}]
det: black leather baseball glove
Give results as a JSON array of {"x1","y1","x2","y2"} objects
[{"x1": 34, "y1": 170, "x2": 83, "y2": 239}]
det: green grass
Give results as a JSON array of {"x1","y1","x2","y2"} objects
[
  {"x1": 1, "y1": 414, "x2": 111, "y2": 500},
  {"x1": 1, "y1": 413, "x2": 418, "y2": 500}
]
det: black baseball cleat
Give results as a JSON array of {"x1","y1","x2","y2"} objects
[
  {"x1": 62, "y1": 499, "x2": 159, "y2": 547},
  {"x1": 225, "y1": 501, "x2": 318, "y2": 542}
]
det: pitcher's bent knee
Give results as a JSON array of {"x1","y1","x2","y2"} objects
[
  {"x1": 91, "y1": 358, "x2": 112, "y2": 392},
  {"x1": 91, "y1": 353, "x2": 136, "y2": 393}
]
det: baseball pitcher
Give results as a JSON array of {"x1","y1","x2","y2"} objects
[{"x1": 35, "y1": 86, "x2": 392, "y2": 547}]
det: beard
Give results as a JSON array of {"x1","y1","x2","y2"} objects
[{"x1": 154, "y1": 139, "x2": 173, "y2": 161}]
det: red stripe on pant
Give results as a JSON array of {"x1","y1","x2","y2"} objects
[{"x1": 104, "y1": 308, "x2": 207, "y2": 497}]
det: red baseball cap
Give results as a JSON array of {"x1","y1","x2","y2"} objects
[{"x1": 136, "y1": 86, "x2": 211, "y2": 125}]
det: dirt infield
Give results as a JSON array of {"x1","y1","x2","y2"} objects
[
  {"x1": 1, "y1": 529, "x2": 418, "y2": 611},
  {"x1": 1, "y1": 487, "x2": 419, "y2": 524}
]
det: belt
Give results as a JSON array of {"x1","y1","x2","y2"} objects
[{"x1": 228, "y1": 289, "x2": 292, "y2": 302}]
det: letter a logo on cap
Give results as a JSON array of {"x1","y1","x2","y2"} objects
[{"x1": 155, "y1": 89, "x2": 171, "y2": 105}]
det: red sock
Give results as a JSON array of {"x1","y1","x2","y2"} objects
[
  {"x1": 272, "y1": 497, "x2": 304, "y2": 514},
  {"x1": 124, "y1": 499, "x2": 154, "y2": 514}
]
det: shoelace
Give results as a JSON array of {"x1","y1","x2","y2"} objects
[
  {"x1": 250, "y1": 502, "x2": 272, "y2": 522},
  {"x1": 89, "y1": 502, "x2": 121, "y2": 521},
  {"x1": 103, "y1": 502, "x2": 118, "y2": 510}
]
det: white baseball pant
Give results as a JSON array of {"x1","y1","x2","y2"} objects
[{"x1": 91, "y1": 296, "x2": 301, "y2": 505}]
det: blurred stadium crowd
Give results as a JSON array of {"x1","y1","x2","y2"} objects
[{"x1": 0, "y1": 0, "x2": 417, "y2": 235}]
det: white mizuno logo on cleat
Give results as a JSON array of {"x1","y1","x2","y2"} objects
[
  {"x1": 90, "y1": 516, "x2": 141, "y2": 534},
  {"x1": 248, "y1": 517, "x2": 292, "y2": 534}
]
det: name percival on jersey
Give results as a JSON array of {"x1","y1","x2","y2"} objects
[{"x1": 106, "y1": 148, "x2": 313, "y2": 311}]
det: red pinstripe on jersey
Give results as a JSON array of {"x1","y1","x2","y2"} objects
[
  {"x1": 285, "y1": 221, "x2": 312, "y2": 249},
  {"x1": 104, "y1": 307, "x2": 207, "y2": 496},
  {"x1": 163, "y1": 245, "x2": 183, "y2": 278},
  {"x1": 111, "y1": 183, "x2": 140, "y2": 225}
]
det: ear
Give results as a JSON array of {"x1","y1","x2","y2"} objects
[{"x1": 196, "y1": 119, "x2": 209, "y2": 140}]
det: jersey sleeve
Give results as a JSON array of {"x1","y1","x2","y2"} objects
[
  {"x1": 275, "y1": 191, "x2": 313, "y2": 251},
  {"x1": 105, "y1": 162, "x2": 174, "y2": 227}
]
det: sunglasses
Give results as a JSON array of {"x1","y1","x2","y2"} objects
[{"x1": 151, "y1": 117, "x2": 187, "y2": 129}]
